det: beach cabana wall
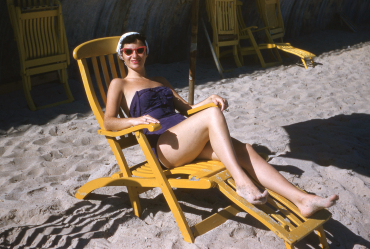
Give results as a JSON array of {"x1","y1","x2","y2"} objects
[{"x1": 1, "y1": 0, "x2": 370, "y2": 89}]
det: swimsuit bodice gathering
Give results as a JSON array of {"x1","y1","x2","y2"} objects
[{"x1": 129, "y1": 86, "x2": 186, "y2": 160}]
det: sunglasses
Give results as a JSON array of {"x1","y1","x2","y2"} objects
[{"x1": 121, "y1": 46, "x2": 147, "y2": 56}]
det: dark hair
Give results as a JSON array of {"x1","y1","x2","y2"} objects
[{"x1": 119, "y1": 33, "x2": 147, "y2": 50}]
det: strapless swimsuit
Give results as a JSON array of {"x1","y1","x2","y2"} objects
[{"x1": 129, "y1": 86, "x2": 186, "y2": 161}]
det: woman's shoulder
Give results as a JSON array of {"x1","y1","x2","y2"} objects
[{"x1": 149, "y1": 76, "x2": 168, "y2": 84}]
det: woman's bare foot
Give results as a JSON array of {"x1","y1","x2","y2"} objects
[
  {"x1": 297, "y1": 194, "x2": 339, "y2": 218},
  {"x1": 236, "y1": 185, "x2": 269, "y2": 205}
]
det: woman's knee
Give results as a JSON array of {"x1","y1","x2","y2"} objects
[{"x1": 203, "y1": 106, "x2": 224, "y2": 122}]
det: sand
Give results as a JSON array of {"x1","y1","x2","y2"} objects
[{"x1": 1, "y1": 26, "x2": 370, "y2": 248}]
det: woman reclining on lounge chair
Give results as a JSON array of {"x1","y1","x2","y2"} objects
[{"x1": 104, "y1": 32, "x2": 338, "y2": 218}]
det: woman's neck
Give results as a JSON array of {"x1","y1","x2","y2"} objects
[{"x1": 126, "y1": 68, "x2": 147, "y2": 79}]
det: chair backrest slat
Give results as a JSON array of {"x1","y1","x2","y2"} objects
[
  {"x1": 50, "y1": 15, "x2": 58, "y2": 54},
  {"x1": 108, "y1": 54, "x2": 118, "y2": 79},
  {"x1": 40, "y1": 17, "x2": 47, "y2": 56},
  {"x1": 34, "y1": 17, "x2": 41, "y2": 57},
  {"x1": 117, "y1": 54, "x2": 126, "y2": 79},
  {"x1": 91, "y1": 56, "x2": 107, "y2": 104},
  {"x1": 99, "y1": 55, "x2": 111, "y2": 89}
]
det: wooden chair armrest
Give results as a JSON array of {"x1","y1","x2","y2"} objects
[
  {"x1": 250, "y1": 26, "x2": 270, "y2": 33},
  {"x1": 240, "y1": 26, "x2": 259, "y2": 32},
  {"x1": 98, "y1": 123, "x2": 161, "y2": 137},
  {"x1": 182, "y1": 103, "x2": 218, "y2": 116},
  {"x1": 241, "y1": 26, "x2": 270, "y2": 33}
]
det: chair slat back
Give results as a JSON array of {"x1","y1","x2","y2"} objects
[
  {"x1": 18, "y1": 8, "x2": 63, "y2": 60},
  {"x1": 8, "y1": 0, "x2": 68, "y2": 62},
  {"x1": 73, "y1": 37, "x2": 136, "y2": 149},
  {"x1": 215, "y1": 0, "x2": 238, "y2": 35},
  {"x1": 257, "y1": 0, "x2": 284, "y2": 34}
]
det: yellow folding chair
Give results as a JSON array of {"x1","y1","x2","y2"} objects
[
  {"x1": 256, "y1": 0, "x2": 285, "y2": 43},
  {"x1": 205, "y1": 0, "x2": 243, "y2": 72},
  {"x1": 255, "y1": 0, "x2": 316, "y2": 68},
  {"x1": 6, "y1": 0, "x2": 74, "y2": 111},
  {"x1": 236, "y1": 0, "x2": 282, "y2": 68},
  {"x1": 73, "y1": 36, "x2": 332, "y2": 248}
]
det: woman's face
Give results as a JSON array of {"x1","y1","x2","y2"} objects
[{"x1": 121, "y1": 39, "x2": 147, "y2": 70}]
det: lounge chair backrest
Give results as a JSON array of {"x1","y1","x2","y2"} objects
[
  {"x1": 12, "y1": 4, "x2": 67, "y2": 62},
  {"x1": 73, "y1": 37, "x2": 137, "y2": 149},
  {"x1": 256, "y1": 0, "x2": 284, "y2": 37},
  {"x1": 215, "y1": 0, "x2": 238, "y2": 36}
]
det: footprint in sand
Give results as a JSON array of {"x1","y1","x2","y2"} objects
[{"x1": 32, "y1": 137, "x2": 52, "y2": 145}]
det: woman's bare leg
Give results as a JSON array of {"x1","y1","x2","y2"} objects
[
  {"x1": 198, "y1": 138, "x2": 339, "y2": 218},
  {"x1": 157, "y1": 107, "x2": 268, "y2": 205}
]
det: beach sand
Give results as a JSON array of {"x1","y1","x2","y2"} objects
[{"x1": 1, "y1": 26, "x2": 370, "y2": 248}]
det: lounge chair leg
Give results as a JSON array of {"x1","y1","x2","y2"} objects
[
  {"x1": 61, "y1": 68, "x2": 74, "y2": 102},
  {"x1": 310, "y1": 58, "x2": 315, "y2": 68},
  {"x1": 237, "y1": 44, "x2": 244, "y2": 66},
  {"x1": 135, "y1": 131, "x2": 195, "y2": 243},
  {"x1": 316, "y1": 226, "x2": 329, "y2": 249},
  {"x1": 233, "y1": 45, "x2": 243, "y2": 68},
  {"x1": 22, "y1": 74, "x2": 37, "y2": 111},
  {"x1": 107, "y1": 138, "x2": 143, "y2": 218},
  {"x1": 301, "y1": 58, "x2": 308, "y2": 69},
  {"x1": 247, "y1": 29, "x2": 267, "y2": 68},
  {"x1": 285, "y1": 241, "x2": 295, "y2": 249}
]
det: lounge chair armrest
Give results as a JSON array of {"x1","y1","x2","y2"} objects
[
  {"x1": 98, "y1": 123, "x2": 162, "y2": 137},
  {"x1": 240, "y1": 26, "x2": 259, "y2": 32},
  {"x1": 251, "y1": 26, "x2": 271, "y2": 32},
  {"x1": 182, "y1": 103, "x2": 218, "y2": 116},
  {"x1": 241, "y1": 26, "x2": 270, "y2": 33}
]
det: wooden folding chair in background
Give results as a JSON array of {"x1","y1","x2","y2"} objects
[
  {"x1": 6, "y1": 0, "x2": 74, "y2": 110},
  {"x1": 255, "y1": 0, "x2": 316, "y2": 69},
  {"x1": 236, "y1": 0, "x2": 282, "y2": 68},
  {"x1": 205, "y1": 0, "x2": 243, "y2": 72}
]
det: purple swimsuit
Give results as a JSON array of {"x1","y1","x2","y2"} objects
[{"x1": 129, "y1": 86, "x2": 186, "y2": 160}]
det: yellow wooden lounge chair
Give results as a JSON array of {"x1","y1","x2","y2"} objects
[
  {"x1": 6, "y1": 0, "x2": 74, "y2": 111},
  {"x1": 205, "y1": 0, "x2": 243, "y2": 72},
  {"x1": 236, "y1": 0, "x2": 282, "y2": 68},
  {"x1": 73, "y1": 36, "x2": 332, "y2": 249},
  {"x1": 255, "y1": 0, "x2": 285, "y2": 43},
  {"x1": 255, "y1": 0, "x2": 316, "y2": 69}
]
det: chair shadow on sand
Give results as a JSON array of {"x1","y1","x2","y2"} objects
[{"x1": 0, "y1": 188, "x2": 369, "y2": 248}]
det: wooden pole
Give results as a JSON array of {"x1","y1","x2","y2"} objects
[{"x1": 188, "y1": 0, "x2": 199, "y2": 105}]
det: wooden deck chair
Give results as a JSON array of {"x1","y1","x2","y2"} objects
[
  {"x1": 255, "y1": 0, "x2": 285, "y2": 43},
  {"x1": 6, "y1": 0, "x2": 74, "y2": 111},
  {"x1": 73, "y1": 36, "x2": 332, "y2": 249},
  {"x1": 255, "y1": 0, "x2": 316, "y2": 68},
  {"x1": 205, "y1": 0, "x2": 243, "y2": 72},
  {"x1": 236, "y1": 0, "x2": 282, "y2": 68}
]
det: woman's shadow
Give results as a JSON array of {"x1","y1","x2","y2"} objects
[{"x1": 280, "y1": 113, "x2": 370, "y2": 176}]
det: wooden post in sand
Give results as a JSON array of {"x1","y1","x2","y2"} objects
[{"x1": 189, "y1": 0, "x2": 199, "y2": 105}]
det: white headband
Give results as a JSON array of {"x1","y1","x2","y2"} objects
[{"x1": 116, "y1": 32, "x2": 149, "y2": 60}]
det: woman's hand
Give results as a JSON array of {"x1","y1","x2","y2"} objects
[
  {"x1": 208, "y1": 95, "x2": 229, "y2": 112},
  {"x1": 130, "y1": 115, "x2": 160, "y2": 126}
]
